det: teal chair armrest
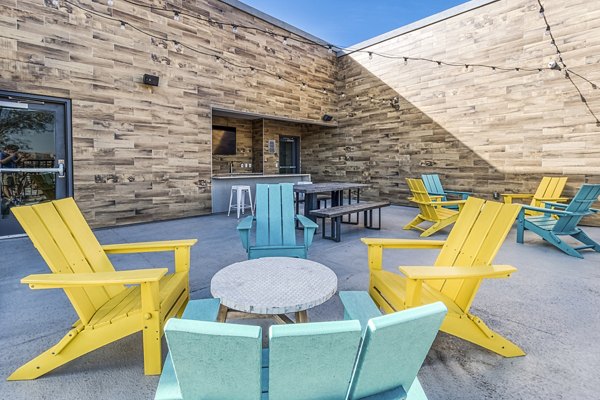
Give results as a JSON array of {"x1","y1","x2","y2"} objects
[
  {"x1": 237, "y1": 215, "x2": 255, "y2": 251},
  {"x1": 519, "y1": 204, "x2": 572, "y2": 217},
  {"x1": 542, "y1": 201, "x2": 569, "y2": 209},
  {"x1": 296, "y1": 214, "x2": 318, "y2": 248},
  {"x1": 445, "y1": 190, "x2": 472, "y2": 200}
]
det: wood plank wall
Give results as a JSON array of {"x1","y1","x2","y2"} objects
[
  {"x1": 303, "y1": 0, "x2": 600, "y2": 223},
  {"x1": 0, "y1": 0, "x2": 336, "y2": 226}
]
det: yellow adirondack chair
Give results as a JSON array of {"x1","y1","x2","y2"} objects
[
  {"x1": 8, "y1": 198, "x2": 197, "y2": 380},
  {"x1": 362, "y1": 197, "x2": 525, "y2": 357},
  {"x1": 404, "y1": 178, "x2": 466, "y2": 237},
  {"x1": 502, "y1": 176, "x2": 568, "y2": 216}
]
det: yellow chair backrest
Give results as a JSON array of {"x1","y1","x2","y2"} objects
[
  {"x1": 531, "y1": 176, "x2": 567, "y2": 206},
  {"x1": 12, "y1": 198, "x2": 124, "y2": 325},
  {"x1": 430, "y1": 197, "x2": 521, "y2": 311},
  {"x1": 406, "y1": 178, "x2": 441, "y2": 219}
]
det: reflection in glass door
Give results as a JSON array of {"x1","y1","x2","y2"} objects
[
  {"x1": 279, "y1": 136, "x2": 299, "y2": 174},
  {"x1": 0, "y1": 92, "x2": 72, "y2": 237}
]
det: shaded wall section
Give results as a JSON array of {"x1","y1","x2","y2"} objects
[{"x1": 304, "y1": 0, "x2": 600, "y2": 222}]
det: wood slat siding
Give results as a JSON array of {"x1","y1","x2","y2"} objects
[
  {"x1": 301, "y1": 0, "x2": 600, "y2": 224},
  {"x1": 2, "y1": 0, "x2": 599, "y2": 227},
  {"x1": 0, "y1": 0, "x2": 336, "y2": 227}
]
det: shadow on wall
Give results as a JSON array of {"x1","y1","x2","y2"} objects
[{"x1": 301, "y1": 55, "x2": 596, "y2": 217}]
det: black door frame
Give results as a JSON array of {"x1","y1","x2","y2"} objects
[
  {"x1": 279, "y1": 135, "x2": 300, "y2": 174},
  {"x1": 0, "y1": 89, "x2": 74, "y2": 198}
]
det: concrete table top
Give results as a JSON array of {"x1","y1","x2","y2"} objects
[{"x1": 210, "y1": 257, "x2": 338, "y2": 314}]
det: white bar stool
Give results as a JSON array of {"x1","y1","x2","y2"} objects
[{"x1": 228, "y1": 185, "x2": 254, "y2": 218}]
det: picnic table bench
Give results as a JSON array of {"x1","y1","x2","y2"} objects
[{"x1": 309, "y1": 200, "x2": 391, "y2": 242}]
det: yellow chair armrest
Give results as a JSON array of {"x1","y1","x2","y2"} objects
[
  {"x1": 501, "y1": 193, "x2": 533, "y2": 203},
  {"x1": 399, "y1": 265, "x2": 517, "y2": 280},
  {"x1": 102, "y1": 239, "x2": 198, "y2": 254},
  {"x1": 22, "y1": 268, "x2": 168, "y2": 289},
  {"x1": 534, "y1": 197, "x2": 569, "y2": 202},
  {"x1": 361, "y1": 238, "x2": 446, "y2": 249}
]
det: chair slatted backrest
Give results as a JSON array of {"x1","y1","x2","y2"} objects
[
  {"x1": 255, "y1": 183, "x2": 296, "y2": 247},
  {"x1": 347, "y1": 302, "x2": 447, "y2": 400},
  {"x1": 165, "y1": 319, "x2": 262, "y2": 400},
  {"x1": 532, "y1": 177, "x2": 567, "y2": 206},
  {"x1": 432, "y1": 198, "x2": 521, "y2": 312},
  {"x1": 421, "y1": 174, "x2": 444, "y2": 196},
  {"x1": 553, "y1": 184, "x2": 600, "y2": 232},
  {"x1": 12, "y1": 198, "x2": 123, "y2": 325},
  {"x1": 268, "y1": 320, "x2": 362, "y2": 400},
  {"x1": 406, "y1": 178, "x2": 441, "y2": 220}
]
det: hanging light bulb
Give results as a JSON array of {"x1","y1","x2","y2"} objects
[
  {"x1": 539, "y1": 5, "x2": 544, "y2": 17},
  {"x1": 174, "y1": 41, "x2": 182, "y2": 52},
  {"x1": 322, "y1": 88, "x2": 327, "y2": 94},
  {"x1": 437, "y1": 61, "x2": 442, "y2": 67},
  {"x1": 120, "y1": 21, "x2": 126, "y2": 30},
  {"x1": 403, "y1": 57, "x2": 408, "y2": 65},
  {"x1": 232, "y1": 25, "x2": 238, "y2": 33},
  {"x1": 107, "y1": 0, "x2": 113, "y2": 7},
  {"x1": 545, "y1": 25, "x2": 550, "y2": 35},
  {"x1": 301, "y1": 82, "x2": 306, "y2": 90},
  {"x1": 173, "y1": 11, "x2": 180, "y2": 21},
  {"x1": 368, "y1": 52, "x2": 372, "y2": 60},
  {"x1": 215, "y1": 55, "x2": 220, "y2": 62},
  {"x1": 277, "y1": 75, "x2": 282, "y2": 81},
  {"x1": 52, "y1": 0, "x2": 59, "y2": 6},
  {"x1": 282, "y1": 37, "x2": 288, "y2": 46},
  {"x1": 328, "y1": 45, "x2": 333, "y2": 54}
]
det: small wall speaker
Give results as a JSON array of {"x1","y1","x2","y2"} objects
[
  {"x1": 322, "y1": 114, "x2": 333, "y2": 122},
  {"x1": 143, "y1": 74, "x2": 160, "y2": 86}
]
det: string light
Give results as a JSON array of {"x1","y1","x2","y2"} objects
[
  {"x1": 173, "y1": 11, "x2": 180, "y2": 21},
  {"x1": 52, "y1": 0, "x2": 59, "y2": 6},
  {"x1": 232, "y1": 25, "x2": 238, "y2": 33},
  {"x1": 437, "y1": 61, "x2": 442, "y2": 67},
  {"x1": 282, "y1": 36, "x2": 288, "y2": 45},
  {"x1": 539, "y1": 5, "x2": 545, "y2": 17},
  {"x1": 107, "y1": 0, "x2": 113, "y2": 6},
  {"x1": 54, "y1": 0, "x2": 597, "y2": 119},
  {"x1": 328, "y1": 45, "x2": 333, "y2": 54}
]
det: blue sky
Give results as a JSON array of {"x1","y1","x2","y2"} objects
[{"x1": 240, "y1": 0, "x2": 470, "y2": 48}]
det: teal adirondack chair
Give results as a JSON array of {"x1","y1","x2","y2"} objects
[
  {"x1": 237, "y1": 183, "x2": 318, "y2": 259},
  {"x1": 421, "y1": 174, "x2": 471, "y2": 210},
  {"x1": 155, "y1": 299, "x2": 222, "y2": 400},
  {"x1": 268, "y1": 320, "x2": 363, "y2": 399},
  {"x1": 516, "y1": 184, "x2": 600, "y2": 258},
  {"x1": 340, "y1": 292, "x2": 447, "y2": 400},
  {"x1": 155, "y1": 297, "x2": 446, "y2": 400}
]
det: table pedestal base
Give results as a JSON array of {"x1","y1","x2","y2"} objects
[{"x1": 216, "y1": 304, "x2": 308, "y2": 324}]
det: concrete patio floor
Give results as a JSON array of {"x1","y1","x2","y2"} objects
[{"x1": 1, "y1": 204, "x2": 599, "y2": 399}]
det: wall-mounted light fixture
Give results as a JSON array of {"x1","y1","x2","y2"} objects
[
  {"x1": 143, "y1": 74, "x2": 160, "y2": 86},
  {"x1": 321, "y1": 114, "x2": 333, "y2": 122}
]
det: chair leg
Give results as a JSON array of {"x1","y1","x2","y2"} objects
[
  {"x1": 572, "y1": 230, "x2": 600, "y2": 252},
  {"x1": 421, "y1": 217, "x2": 455, "y2": 237},
  {"x1": 403, "y1": 215, "x2": 424, "y2": 231},
  {"x1": 8, "y1": 324, "x2": 138, "y2": 380},
  {"x1": 441, "y1": 313, "x2": 526, "y2": 358},
  {"x1": 227, "y1": 187, "x2": 234, "y2": 216},
  {"x1": 247, "y1": 188, "x2": 254, "y2": 216},
  {"x1": 236, "y1": 188, "x2": 242, "y2": 219},
  {"x1": 516, "y1": 217, "x2": 525, "y2": 244},
  {"x1": 544, "y1": 233, "x2": 584, "y2": 258}
]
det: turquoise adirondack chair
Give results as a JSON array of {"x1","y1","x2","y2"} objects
[
  {"x1": 155, "y1": 298, "x2": 446, "y2": 399},
  {"x1": 237, "y1": 183, "x2": 318, "y2": 259},
  {"x1": 516, "y1": 184, "x2": 600, "y2": 258},
  {"x1": 421, "y1": 174, "x2": 471, "y2": 210},
  {"x1": 340, "y1": 292, "x2": 446, "y2": 400},
  {"x1": 154, "y1": 299, "x2": 222, "y2": 400}
]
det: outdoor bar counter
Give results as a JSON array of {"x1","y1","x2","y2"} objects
[{"x1": 211, "y1": 173, "x2": 311, "y2": 213}]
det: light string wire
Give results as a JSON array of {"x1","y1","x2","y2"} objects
[
  {"x1": 50, "y1": 1, "x2": 598, "y2": 119},
  {"x1": 60, "y1": 0, "x2": 334, "y2": 96},
  {"x1": 537, "y1": 0, "x2": 599, "y2": 125}
]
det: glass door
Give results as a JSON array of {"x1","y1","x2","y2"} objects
[
  {"x1": 279, "y1": 136, "x2": 300, "y2": 174},
  {"x1": 0, "y1": 93, "x2": 72, "y2": 237}
]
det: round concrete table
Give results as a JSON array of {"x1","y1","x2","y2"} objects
[{"x1": 210, "y1": 257, "x2": 338, "y2": 323}]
